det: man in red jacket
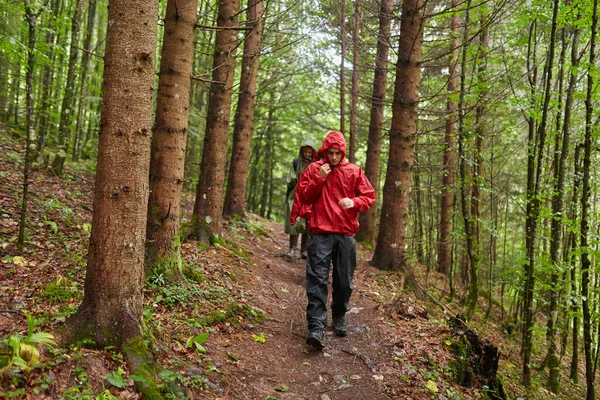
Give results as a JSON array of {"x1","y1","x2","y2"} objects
[{"x1": 291, "y1": 131, "x2": 375, "y2": 350}]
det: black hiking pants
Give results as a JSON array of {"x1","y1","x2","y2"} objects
[{"x1": 305, "y1": 233, "x2": 357, "y2": 332}]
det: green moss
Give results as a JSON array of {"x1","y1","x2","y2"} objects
[
  {"x1": 43, "y1": 281, "x2": 81, "y2": 304},
  {"x1": 146, "y1": 235, "x2": 183, "y2": 282},
  {"x1": 449, "y1": 337, "x2": 473, "y2": 386},
  {"x1": 182, "y1": 263, "x2": 205, "y2": 283},
  {"x1": 122, "y1": 337, "x2": 164, "y2": 400}
]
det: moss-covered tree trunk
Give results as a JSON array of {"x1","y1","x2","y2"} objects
[
  {"x1": 146, "y1": 0, "x2": 199, "y2": 279},
  {"x1": 191, "y1": 0, "x2": 239, "y2": 244},
  {"x1": 223, "y1": 0, "x2": 264, "y2": 218},
  {"x1": 371, "y1": 0, "x2": 424, "y2": 271},
  {"x1": 65, "y1": 0, "x2": 158, "y2": 348}
]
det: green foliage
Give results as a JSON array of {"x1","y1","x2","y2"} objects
[
  {"x1": 0, "y1": 311, "x2": 56, "y2": 379},
  {"x1": 105, "y1": 367, "x2": 127, "y2": 389},
  {"x1": 42, "y1": 276, "x2": 81, "y2": 304}
]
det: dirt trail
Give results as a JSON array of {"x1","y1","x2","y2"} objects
[{"x1": 205, "y1": 220, "x2": 462, "y2": 400}]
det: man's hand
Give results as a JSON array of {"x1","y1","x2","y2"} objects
[
  {"x1": 339, "y1": 198, "x2": 354, "y2": 209},
  {"x1": 319, "y1": 163, "x2": 331, "y2": 178}
]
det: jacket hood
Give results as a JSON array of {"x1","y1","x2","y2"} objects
[
  {"x1": 299, "y1": 139, "x2": 317, "y2": 159},
  {"x1": 315, "y1": 131, "x2": 346, "y2": 162}
]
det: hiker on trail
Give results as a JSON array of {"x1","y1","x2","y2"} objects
[
  {"x1": 284, "y1": 139, "x2": 317, "y2": 261},
  {"x1": 291, "y1": 131, "x2": 375, "y2": 350}
]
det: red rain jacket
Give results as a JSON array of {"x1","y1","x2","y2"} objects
[{"x1": 292, "y1": 131, "x2": 375, "y2": 236}]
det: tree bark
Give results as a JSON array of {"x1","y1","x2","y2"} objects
[
  {"x1": 348, "y1": 0, "x2": 360, "y2": 164},
  {"x1": 371, "y1": 0, "x2": 424, "y2": 270},
  {"x1": 223, "y1": 0, "x2": 264, "y2": 218},
  {"x1": 52, "y1": 0, "x2": 85, "y2": 176},
  {"x1": 340, "y1": 0, "x2": 346, "y2": 134},
  {"x1": 523, "y1": 0, "x2": 558, "y2": 384},
  {"x1": 72, "y1": 0, "x2": 98, "y2": 161},
  {"x1": 146, "y1": 0, "x2": 199, "y2": 279},
  {"x1": 356, "y1": 0, "x2": 392, "y2": 245},
  {"x1": 17, "y1": 1, "x2": 41, "y2": 249},
  {"x1": 65, "y1": 0, "x2": 158, "y2": 348},
  {"x1": 580, "y1": 2, "x2": 597, "y2": 398},
  {"x1": 437, "y1": 0, "x2": 459, "y2": 275},
  {"x1": 191, "y1": 0, "x2": 239, "y2": 244}
]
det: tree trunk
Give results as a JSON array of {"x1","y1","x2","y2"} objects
[
  {"x1": 348, "y1": 0, "x2": 360, "y2": 164},
  {"x1": 438, "y1": 0, "x2": 459, "y2": 275},
  {"x1": 371, "y1": 0, "x2": 424, "y2": 271},
  {"x1": 456, "y1": 0, "x2": 478, "y2": 318},
  {"x1": 546, "y1": 11, "x2": 579, "y2": 391},
  {"x1": 523, "y1": 2, "x2": 559, "y2": 382},
  {"x1": 17, "y1": 2, "x2": 40, "y2": 249},
  {"x1": 356, "y1": 0, "x2": 392, "y2": 245},
  {"x1": 65, "y1": 0, "x2": 158, "y2": 348},
  {"x1": 146, "y1": 0, "x2": 199, "y2": 279},
  {"x1": 568, "y1": 145, "x2": 583, "y2": 383},
  {"x1": 223, "y1": 0, "x2": 264, "y2": 218},
  {"x1": 580, "y1": 2, "x2": 597, "y2": 398},
  {"x1": 72, "y1": 0, "x2": 98, "y2": 161},
  {"x1": 53, "y1": 0, "x2": 85, "y2": 176},
  {"x1": 340, "y1": 0, "x2": 346, "y2": 133},
  {"x1": 191, "y1": 0, "x2": 239, "y2": 244}
]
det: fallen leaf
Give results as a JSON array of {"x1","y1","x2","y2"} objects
[{"x1": 426, "y1": 380, "x2": 438, "y2": 393}]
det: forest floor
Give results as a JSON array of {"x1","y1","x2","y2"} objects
[{"x1": 0, "y1": 126, "x2": 593, "y2": 399}]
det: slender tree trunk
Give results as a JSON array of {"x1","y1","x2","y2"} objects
[
  {"x1": 569, "y1": 145, "x2": 583, "y2": 383},
  {"x1": 223, "y1": 0, "x2": 264, "y2": 218},
  {"x1": 523, "y1": 0, "x2": 560, "y2": 381},
  {"x1": 340, "y1": 0, "x2": 346, "y2": 133},
  {"x1": 348, "y1": 0, "x2": 360, "y2": 163},
  {"x1": 72, "y1": 0, "x2": 98, "y2": 161},
  {"x1": 357, "y1": 0, "x2": 392, "y2": 245},
  {"x1": 65, "y1": 0, "x2": 158, "y2": 348},
  {"x1": 371, "y1": 0, "x2": 424, "y2": 270},
  {"x1": 17, "y1": 2, "x2": 40, "y2": 249},
  {"x1": 34, "y1": 0, "x2": 59, "y2": 158},
  {"x1": 456, "y1": 0, "x2": 478, "y2": 318},
  {"x1": 146, "y1": 0, "x2": 199, "y2": 279},
  {"x1": 191, "y1": 0, "x2": 239, "y2": 243},
  {"x1": 52, "y1": 0, "x2": 85, "y2": 176},
  {"x1": 414, "y1": 146, "x2": 424, "y2": 262},
  {"x1": 438, "y1": 0, "x2": 459, "y2": 275},
  {"x1": 546, "y1": 13, "x2": 580, "y2": 391},
  {"x1": 580, "y1": 2, "x2": 597, "y2": 398}
]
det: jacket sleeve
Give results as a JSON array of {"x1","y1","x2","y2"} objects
[
  {"x1": 351, "y1": 169, "x2": 376, "y2": 212},
  {"x1": 290, "y1": 188, "x2": 300, "y2": 225},
  {"x1": 297, "y1": 163, "x2": 326, "y2": 205}
]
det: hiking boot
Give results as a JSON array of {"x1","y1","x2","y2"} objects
[
  {"x1": 300, "y1": 250, "x2": 307, "y2": 259},
  {"x1": 306, "y1": 329, "x2": 324, "y2": 350},
  {"x1": 283, "y1": 248, "x2": 295, "y2": 262},
  {"x1": 333, "y1": 316, "x2": 347, "y2": 337}
]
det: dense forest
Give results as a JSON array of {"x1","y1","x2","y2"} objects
[{"x1": 2, "y1": 0, "x2": 600, "y2": 398}]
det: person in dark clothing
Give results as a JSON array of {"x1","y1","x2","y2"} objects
[
  {"x1": 291, "y1": 131, "x2": 375, "y2": 350},
  {"x1": 284, "y1": 139, "x2": 316, "y2": 261}
]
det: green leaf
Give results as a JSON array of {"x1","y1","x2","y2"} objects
[
  {"x1": 106, "y1": 370, "x2": 127, "y2": 388},
  {"x1": 227, "y1": 352, "x2": 238, "y2": 361},
  {"x1": 252, "y1": 333, "x2": 266, "y2": 343},
  {"x1": 130, "y1": 374, "x2": 150, "y2": 385},
  {"x1": 274, "y1": 384, "x2": 288, "y2": 392},
  {"x1": 426, "y1": 380, "x2": 438, "y2": 393}
]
